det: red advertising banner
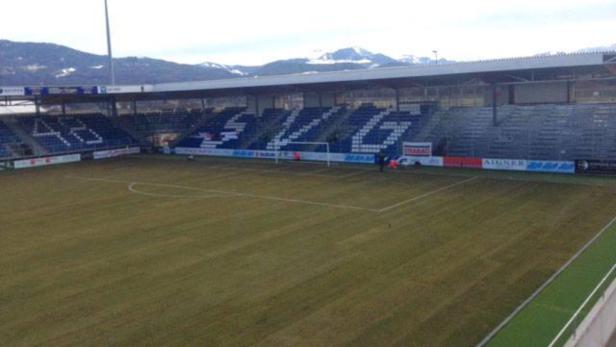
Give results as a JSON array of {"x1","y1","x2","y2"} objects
[
  {"x1": 444, "y1": 156, "x2": 483, "y2": 169},
  {"x1": 403, "y1": 142, "x2": 432, "y2": 157}
]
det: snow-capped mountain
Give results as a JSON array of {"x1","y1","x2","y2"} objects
[
  {"x1": 309, "y1": 47, "x2": 400, "y2": 67},
  {"x1": 199, "y1": 62, "x2": 247, "y2": 76},
  {"x1": 0, "y1": 40, "x2": 238, "y2": 85},
  {"x1": 1, "y1": 40, "x2": 613, "y2": 86}
]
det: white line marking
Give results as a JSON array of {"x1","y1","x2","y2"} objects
[
  {"x1": 296, "y1": 168, "x2": 329, "y2": 176},
  {"x1": 547, "y1": 263, "x2": 616, "y2": 347},
  {"x1": 338, "y1": 170, "x2": 366, "y2": 179},
  {"x1": 209, "y1": 164, "x2": 339, "y2": 178},
  {"x1": 476, "y1": 214, "x2": 616, "y2": 347},
  {"x1": 128, "y1": 182, "x2": 233, "y2": 199},
  {"x1": 377, "y1": 176, "x2": 479, "y2": 213},
  {"x1": 67, "y1": 175, "x2": 480, "y2": 213},
  {"x1": 67, "y1": 176, "x2": 378, "y2": 212}
]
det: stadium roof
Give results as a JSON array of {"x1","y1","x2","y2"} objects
[
  {"x1": 2, "y1": 51, "x2": 615, "y2": 102},
  {"x1": 152, "y1": 51, "x2": 616, "y2": 93}
]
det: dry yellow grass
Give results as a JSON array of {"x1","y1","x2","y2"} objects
[{"x1": 1, "y1": 156, "x2": 615, "y2": 346}]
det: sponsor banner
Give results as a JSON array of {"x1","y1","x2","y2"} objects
[
  {"x1": 444, "y1": 156, "x2": 483, "y2": 169},
  {"x1": 339, "y1": 153, "x2": 375, "y2": 164},
  {"x1": 175, "y1": 147, "x2": 234, "y2": 157},
  {"x1": 14, "y1": 154, "x2": 81, "y2": 169},
  {"x1": 575, "y1": 160, "x2": 616, "y2": 175},
  {"x1": 397, "y1": 156, "x2": 444, "y2": 167},
  {"x1": 98, "y1": 85, "x2": 154, "y2": 94},
  {"x1": 403, "y1": 142, "x2": 432, "y2": 157},
  {"x1": 526, "y1": 160, "x2": 575, "y2": 174},
  {"x1": 173, "y1": 147, "x2": 375, "y2": 164},
  {"x1": 482, "y1": 158, "x2": 527, "y2": 171},
  {"x1": 0, "y1": 87, "x2": 26, "y2": 96},
  {"x1": 93, "y1": 147, "x2": 141, "y2": 160}
]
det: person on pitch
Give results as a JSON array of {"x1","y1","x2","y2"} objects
[
  {"x1": 376, "y1": 150, "x2": 386, "y2": 172},
  {"x1": 388, "y1": 158, "x2": 400, "y2": 169}
]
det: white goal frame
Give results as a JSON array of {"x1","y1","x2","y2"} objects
[{"x1": 274, "y1": 141, "x2": 331, "y2": 167}]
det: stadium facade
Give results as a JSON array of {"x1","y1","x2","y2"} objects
[{"x1": 1, "y1": 51, "x2": 616, "y2": 173}]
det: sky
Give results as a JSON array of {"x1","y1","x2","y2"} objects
[{"x1": 0, "y1": 0, "x2": 615, "y2": 66}]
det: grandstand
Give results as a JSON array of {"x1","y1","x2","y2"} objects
[{"x1": 2, "y1": 51, "x2": 616, "y2": 346}]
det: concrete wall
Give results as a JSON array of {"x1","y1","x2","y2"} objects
[
  {"x1": 515, "y1": 81, "x2": 568, "y2": 104},
  {"x1": 246, "y1": 96, "x2": 257, "y2": 114},
  {"x1": 257, "y1": 95, "x2": 274, "y2": 110},
  {"x1": 303, "y1": 92, "x2": 335, "y2": 108},
  {"x1": 565, "y1": 277, "x2": 616, "y2": 347},
  {"x1": 320, "y1": 92, "x2": 335, "y2": 108},
  {"x1": 303, "y1": 92, "x2": 320, "y2": 108}
]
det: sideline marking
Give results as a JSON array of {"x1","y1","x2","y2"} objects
[{"x1": 476, "y1": 214, "x2": 616, "y2": 347}]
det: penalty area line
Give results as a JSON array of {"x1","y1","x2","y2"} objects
[
  {"x1": 66, "y1": 175, "x2": 379, "y2": 212},
  {"x1": 377, "y1": 176, "x2": 479, "y2": 213},
  {"x1": 67, "y1": 175, "x2": 482, "y2": 213}
]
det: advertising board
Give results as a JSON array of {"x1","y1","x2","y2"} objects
[
  {"x1": 402, "y1": 142, "x2": 432, "y2": 157},
  {"x1": 526, "y1": 160, "x2": 575, "y2": 174},
  {"x1": 444, "y1": 157, "x2": 483, "y2": 169},
  {"x1": 482, "y1": 158, "x2": 527, "y2": 171},
  {"x1": 14, "y1": 154, "x2": 81, "y2": 169},
  {"x1": 397, "y1": 156, "x2": 444, "y2": 167},
  {"x1": 93, "y1": 147, "x2": 141, "y2": 160},
  {"x1": 575, "y1": 160, "x2": 616, "y2": 175}
]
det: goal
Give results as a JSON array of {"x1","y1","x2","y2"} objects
[{"x1": 273, "y1": 141, "x2": 331, "y2": 167}]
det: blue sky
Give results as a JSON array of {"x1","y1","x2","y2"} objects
[{"x1": 1, "y1": 0, "x2": 614, "y2": 65}]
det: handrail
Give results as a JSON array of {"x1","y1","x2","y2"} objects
[{"x1": 547, "y1": 263, "x2": 616, "y2": 347}]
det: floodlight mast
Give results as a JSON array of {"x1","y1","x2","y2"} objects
[{"x1": 104, "y1": 0, "x2": 116, "y2": 85}]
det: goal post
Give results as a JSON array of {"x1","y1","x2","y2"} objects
[{"x1": 274, "y1": 141, "x2": 331, "y2": 167}]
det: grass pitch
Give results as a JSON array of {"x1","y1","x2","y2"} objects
[{"x1": 1, "y1": 155, "x2": 616, "y2": 347}]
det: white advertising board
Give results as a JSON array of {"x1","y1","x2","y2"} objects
[
  {"x1": 482, "y1": 158, "x2": 527, "y2": 171},
  {"x1": 398, "y1": 156, "x2": 444, "y2": 167},
  {"x1": 0, "y1": 87, "x2": 26, "y2": 96},
  {"x1": 14, "y1": 154, "x2": 81, "y2": 169},
  {"x1": 93, "y1": 147, "x2": 141, "y2": 160}
]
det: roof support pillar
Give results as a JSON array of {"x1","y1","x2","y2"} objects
[
  {"x1": 61, "y1": 102, "x2": 66, "y2": 115},
  {"x1": 34, "y1": 97, "x2": 41, "y2": 116},
  {"x1": 133, "y1": 99, "x2": 138, "y2": 116},
  {"x1": 567, "y1": 80, "x2": 574, "y2": 104},
  {"x1": 492, "y1": 84, "x2": 498, "y2": 127},
  {"x1": 395, "y1": 89, "x2": 400, "y2": 112},
  {"x1": 110, "y1": 96, "x2": 118, "y2": 117}
]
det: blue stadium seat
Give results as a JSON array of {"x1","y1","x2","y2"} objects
[{"x1": 18, "y1": 114, "x2": 136, "y2": 154}]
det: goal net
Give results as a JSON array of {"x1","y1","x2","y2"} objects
[{"x1": 273, "y1": 141, "x2": 331, "y2": 167}]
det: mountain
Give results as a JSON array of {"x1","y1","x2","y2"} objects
[
  {"x1": 310, "y1": 47, "x2": 401, "y2": 66},
  {"x1": 4, "y1": 39, "x2": 612, "y2": 86},
  {"x1": 0, "y1": 40, "x2": 452, "y2": 85},
  {"x1": 0, "y1": 40, "x2": 236, "y2": 85}
]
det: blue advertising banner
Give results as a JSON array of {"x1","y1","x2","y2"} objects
[{"x1": 526, "y1": 160, "x2": 575, "y2": 174}]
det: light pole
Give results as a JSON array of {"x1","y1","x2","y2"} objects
[
  {"x1": 432, "y1": 50, "x2": 438, "y2": 64},
  {"x1": 104, "y1": 0, "x2": 116, "y2": 85}
]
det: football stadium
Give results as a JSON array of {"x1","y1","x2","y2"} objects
[{"x1": 2, "y1": 51, "x2": 616, "y2": 347}]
